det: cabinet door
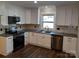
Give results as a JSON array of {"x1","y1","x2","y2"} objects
[
  {"x1": 1, "y1": 16, "x2": 8, "y2": 26},
  {"x1": 31, "y1": 8, "x2": 38, "y2": 24},
  {"x1": 43, "y1": 34, "x2": 51, "y2": 49},
  {"x1": 38, "y1": 34, "x2": 51, "y2": 49},
  {"x1": 71, "y1": 7, "x2": 78, "y2": 26},
  {"x1": 69, "y1": 37, "x2": 77, "y2": 54},
  {"x1": 56, "y1": 6, "x2": 65, "y2": 25},
  {"x1": 19, "y1": 9, "x2": 26, "y2": 24},
  {"x1": 0, "y1": 37, "x2": 6, "y2": 54},
  {"x1": 8, "y1": 6, "x2": 15, "y2": 16},
  {"x1": 26, "y1": 9, "x2": 31, "y2": 24},
  {"x1": 38, "y1": 34, "x2": 45, "y2": 46},
  {"x1": 65, "y1": 7, "x2": 72, "y2": 25},
  {"x1": 63, "y1": 36, "x2": 71, "y2": 53},
  {"x1": 24, "y1": 32, "x2": 29, "y2": 45},
  {"x1": 63, "y1": 36, "x2": 77, "y2": 54},
  {"x1": 0, "y1": 9, "x2": 4, "y2": 15},
  {"x1": 29, "y1": 32, "x2": 37, "y2": 45},
  {"x1": 6, "y1": 36, "x2": 13, "y2": 54}
]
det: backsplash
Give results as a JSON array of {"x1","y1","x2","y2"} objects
[
  {"x1": 0, "y1": 25, "x2": 5, "y2": 34},
  {"x1": 55, "y1": 26, "x2": 78, "y2": 34},
  {"x1": 20, "y1": 24, "x2": 40, "y2": 30},
  {"x1": 0, "y1": 24, "x2": 78, "y2": 35}
]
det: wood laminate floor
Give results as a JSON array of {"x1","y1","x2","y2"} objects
[{"x1": 0, "y1": 44, "x2": 75, "y2": 58}]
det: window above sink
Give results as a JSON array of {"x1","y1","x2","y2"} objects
[{"x1": 41, "y1": 15, "x2": 55, "y2": 29}]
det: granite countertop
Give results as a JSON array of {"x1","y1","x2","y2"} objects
[
  {"x1": 0, "y1": 33, "x2": 13, "y2": 37},
  {"x1": 0, "y1": 31, "x2": 25, "y2": 37},
  {"x1": 24, "y1": 29, "x2": 78, "y2": 37}
]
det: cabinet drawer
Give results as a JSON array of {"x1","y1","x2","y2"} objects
[
  {"x1": 7, "y1": 36, "x2": 13, "y2": 40},
  {"x1": 24, "y1": 32, "x2": 28, "y2": 37},
  {"x1": 63, "y1": 36, "x2": 77, "y2": 54}
]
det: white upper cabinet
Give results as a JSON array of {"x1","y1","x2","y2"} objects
[
  {"x1": 0, "y1": 2, "x2": 8, "y2": 26},
  {"x1": 1, "y1": 16, "x2": 8, "y2": 26},
  {"x1": 56, "y1": 6, "x2": 78, "y2": 26},
  {"x1": 17, "y1": 9, "x2": 26, "y2": 24},
  {"x1": 56, "y1": 7, "x2": 65, "y2": 25},
  {"x1": 71, "y1": 6, "x2": 78, "y2": 26},
  {"x1": 8, "y1": 5, "x2": 15, "y2": 16},
  {"x1": 31, "y1": 8, "x2": 38, "y2": 24},
  {"x1": 26, "y1": 8, "x2": 38, "y2": 24},
  {"x1": 0, "y1": 2, "x2": 6, "y2": 15},
  {"x1": 65, "y1": 6, "x2": 72, "y2": 25},
  {"x1": 26, "y1": 9, "x2": 31, "y2": 24}
]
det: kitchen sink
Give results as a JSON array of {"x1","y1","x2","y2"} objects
[
  {"x1": 45, "y1": 31, "x2": 51, "y2": 33},
  {"x1": 39, "y1": 30, "x2": 51, "y2": 33},
  {"x1": 36, "y1": 30, "x2": 52, "y2": 34}
]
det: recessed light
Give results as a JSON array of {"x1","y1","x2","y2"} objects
[
  {"x1": 45, "y1": 6, "x2": 48, "y2": 8},
  {"x1": 34, "y1": 0, "x2": 37, "y2": 3}
]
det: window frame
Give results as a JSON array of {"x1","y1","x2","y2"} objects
[{"x1": 41, "y1": 14, "x2": 55, "y2": 29}]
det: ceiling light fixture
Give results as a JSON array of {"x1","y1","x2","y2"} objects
[
  {"x1": 34, "y1": 0, "x2": 37, "y2": 3},
  {"x1": 45, "y1": 6, "x2": 48, "y2": 8}
]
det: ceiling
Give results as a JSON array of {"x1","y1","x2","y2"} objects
[{"x1": 7, "y1": 1, "x2": 79, "y2": 8}]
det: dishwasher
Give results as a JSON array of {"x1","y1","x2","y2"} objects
[{"x1": 51, "y1": 35, "x2": 63, "y2": 51}]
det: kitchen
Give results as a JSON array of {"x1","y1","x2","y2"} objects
[{"x1": 0, "y1": 1, "x2": 78, "y2": 58}]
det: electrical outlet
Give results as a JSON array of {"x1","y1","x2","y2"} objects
[{"x1": 0, "y1": 28, "x2": 2, "y2": 31}]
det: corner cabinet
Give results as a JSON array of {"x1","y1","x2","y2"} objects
[
  {"x1": 63, "y1": 36, "x2": 77, "y2": 55},
  {"x1": 56, "y1": 6, "x2": 78, "y2": 26},
  {"x1": 0, "y1": 36, "x2": 13, "y2": 56}
]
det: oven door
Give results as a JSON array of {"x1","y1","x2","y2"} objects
[{"x1": 13, "y1": 34, "x2": 24, "y2": 52}]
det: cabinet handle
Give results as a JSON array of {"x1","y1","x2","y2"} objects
[
  {"x1": 68, "y1": 39, "x2": 71, "y2": 42},
  {"x1": 7, "y1": 37, "x2": 13, "y2": 39},
  {"x1": 68, "y1": 38, "x2": 72, "y2": 39}
]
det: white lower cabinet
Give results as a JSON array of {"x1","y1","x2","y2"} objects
[
  {"x1": 38, "y1": 34, "x2": 51, "y2": 49},
  {"x1": 24, "y1": 32, "x2": 29, "y2": 45},
  {"x1": 63, "y1": 36, "x2": 77, "y2": 55},
  {"x1": 28, "y1": 32, "x2": 39, "y2": 45},
  {"x1": 28, "y1": 32, "x2": 51, "y2": 49},
  {"x1": 0, "y1": 36, "x2": 13, "y2": 56}
]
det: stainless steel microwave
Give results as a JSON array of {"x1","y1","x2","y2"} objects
[{"x1": 8, "y1": 16, "x2": 20, "y2": 24}]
